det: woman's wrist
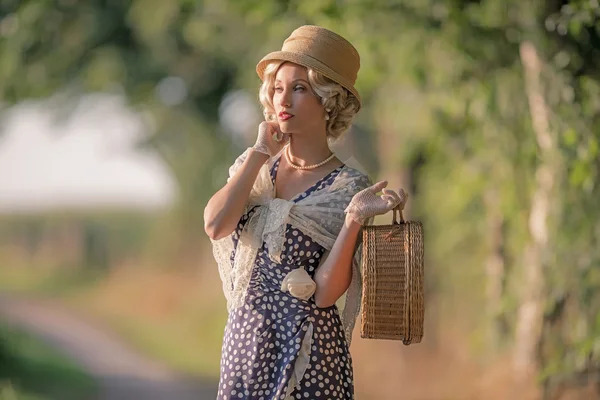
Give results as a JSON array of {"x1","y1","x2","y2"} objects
[
  {"x1": 248, "y1": 147, "x2": 270, "y2": 164},
  {"x1": 344, "y1": 212, "x2": 363, "y2": 231}
]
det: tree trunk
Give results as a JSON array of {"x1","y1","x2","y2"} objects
[
  {"x1": 484, "y1": 188, "x2": 507, "y2": 352},
  {"x1": 514, "y1": 41, "x2": 556, "y2": 381}
]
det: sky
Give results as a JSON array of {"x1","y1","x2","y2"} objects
[{"x1": 0, "y1": 94, "x2": 176, "y2": 214}]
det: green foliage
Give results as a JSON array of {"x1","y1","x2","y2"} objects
[
  {"x1": 1, "y1": 0, "x2": 599, "y2": 394},
  {"x1": 0, "y1": 322, "x2": 96, "y2": 400}
]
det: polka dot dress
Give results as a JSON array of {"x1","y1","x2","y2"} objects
[{"x1": 217, "y1": 157, "x2": 354, "y2": 400}]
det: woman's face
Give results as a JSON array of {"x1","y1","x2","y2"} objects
[{"x1": 272, "y1": 62, "x2": 326, "y2": 135}]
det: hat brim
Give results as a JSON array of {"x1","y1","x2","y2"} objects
[{"x1": 256, "y1": 51, "x2": 361, "y2": 108}]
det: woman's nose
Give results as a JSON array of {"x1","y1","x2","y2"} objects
[{"x1": 278, "y1": 89, "x2": 291, "y2": 108}]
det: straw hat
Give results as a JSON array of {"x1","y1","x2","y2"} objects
[{"x1": 256, "y1": 25, "x2": 361, "y2": 108}]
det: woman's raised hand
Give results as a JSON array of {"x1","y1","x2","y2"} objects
[
  {"x1": 252, "y1": 121, "x2": 290, "y2": 157},
  {"x1": 344, "y1": 181, "x2": 408, "y2": 225}
]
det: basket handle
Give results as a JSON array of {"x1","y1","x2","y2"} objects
[
  {"x1": 391, "y1": 189, "x2": 408, "y2": 225},
  {"x1": 392, "y1": 205, "x2": 405, "y2": 225}
]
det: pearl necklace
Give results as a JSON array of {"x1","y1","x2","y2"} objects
[{"x1": 285, "y1": 145, "x2": 336, "y2": 170}]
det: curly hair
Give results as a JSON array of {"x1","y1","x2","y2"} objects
[{"x1": 258, "y1": 61, "x2": 360, "y2": 141}]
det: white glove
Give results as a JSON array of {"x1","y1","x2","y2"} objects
[
  {"x1": 345, "y1": 181, "x2": 408, "y2": 225},
  {"x1": 253, "y1": 121, "x2": 289, "y2": 157},
  {"x1": 280, "y1": 268, "x2": 316, "y2": 301}
]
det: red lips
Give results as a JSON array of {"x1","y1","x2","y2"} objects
[{"x1": 278, "y1": 111, "x2": 294, "y2": 121}]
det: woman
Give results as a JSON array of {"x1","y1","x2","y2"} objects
[{"x1": 204, "y1": 25, "x2": 406, "y2": 400}]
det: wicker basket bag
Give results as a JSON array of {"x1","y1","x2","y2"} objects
[{"x1": 360, "y1": 203, "x2": 425, "y2": 344}]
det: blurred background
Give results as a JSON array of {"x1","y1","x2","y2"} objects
[{"x1": 0, "y1": 0, "x2": 599, "y2": 399}]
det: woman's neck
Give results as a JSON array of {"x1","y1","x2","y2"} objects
[{"x1": 286, "y1": 137, "x2": 332, "y2": 168}]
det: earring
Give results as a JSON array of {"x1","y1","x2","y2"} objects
[
  {"x1": 325, "y1": 114, "x2": 330, "y2": 120},
  {"x1": 325, "y1": 108, "x2": 331, "y2": 121}
]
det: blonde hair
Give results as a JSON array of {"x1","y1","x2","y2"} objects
[{"x1": 258, "y1": 61, "x2": 360, "y2": 141}]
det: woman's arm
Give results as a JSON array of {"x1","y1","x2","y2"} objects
[
  {"x1": 313, "y1": 214, "x2": 362, "y2": 308},
  {"x1": 204, "y1": 121, "x2": 287, "y2": 240},
  {"x1": 313, "y1": 180, "x2": 407, "y2": 308},
  {"x1": 203, "y1": 148, "x2": 268, "y2": 240}
]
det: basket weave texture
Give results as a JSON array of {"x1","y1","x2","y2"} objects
[{"x1": 360, "y1": 207, "x2": 424, "y2": 344}]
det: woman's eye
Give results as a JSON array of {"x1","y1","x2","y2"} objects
[{"x1": 274, "y1": 85, "x2": 304, "y2": 92}]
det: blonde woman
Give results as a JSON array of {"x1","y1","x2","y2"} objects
[{"x1": 204, "y1": 25, "x2": 406, "y2": 400}]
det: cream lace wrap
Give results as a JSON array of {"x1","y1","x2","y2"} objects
[{"x1": 210, "y1": 148, "x2": 371, "y2": 345}]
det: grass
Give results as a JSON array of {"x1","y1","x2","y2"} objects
[
  {"x1": 0, "y1": 262, "x2": 228, "y2": 379},
  {"x1": 91, "y1": 300, "x2": 227, "y2": 378},
  {"x1": 65, "y1": 264, "x2": 228, "y2": 379},
  {"x1": 0, "y1": 322, "x2": 96, "y2": 400},
  {"x1": 0, "y1": 265, "x2": 104, "y2": 297}
]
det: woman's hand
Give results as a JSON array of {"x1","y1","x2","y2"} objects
[
  {"x1": 252, "y1": 121, "x2": 290, "y2": 157},
  {"x1": 344, "y1": 181, "x2": 408, "y2": 225}
]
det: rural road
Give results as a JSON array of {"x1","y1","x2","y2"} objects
[{"x1": 0, "y1": 295, "x2": 218, "y2": 400}]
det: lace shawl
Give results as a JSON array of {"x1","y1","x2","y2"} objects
[{"x1": 210, "y1": 148, "x2": 371, "y2": 345}]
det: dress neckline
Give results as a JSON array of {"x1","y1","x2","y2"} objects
[{"x1": 270, "y1": 156, "x2": 344, "y2": 203}]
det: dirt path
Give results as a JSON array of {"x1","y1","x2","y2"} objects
[{"x1": 0, "y1": 295, "x2": 217, "y2": 400}]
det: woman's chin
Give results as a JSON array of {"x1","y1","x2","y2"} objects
[{"x1": 278, "y1": 120, "x2": 294, "y2": 133}]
